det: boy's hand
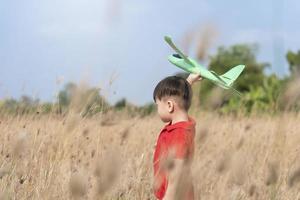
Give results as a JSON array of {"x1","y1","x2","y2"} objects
[{"x1": 186, "y1": 73, "x2": 202, "y2": 85}]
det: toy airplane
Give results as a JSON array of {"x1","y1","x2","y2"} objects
[{"x1": 164, "y1": 36, "x2": 245, "y2": 95}]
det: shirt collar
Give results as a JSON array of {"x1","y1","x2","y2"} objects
[{"x1": 163, "y1": 117, "x2": 195, "y2": 132}]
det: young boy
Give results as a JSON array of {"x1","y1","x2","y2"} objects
[{"x1": 153, "y1": 73, "x2": 202, "y2": 200}]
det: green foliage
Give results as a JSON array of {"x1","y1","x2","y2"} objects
[
  {"x1": 0, "y1": 98, "x2": 18, "y2": 114},
  {"x1": 198, "y1": 44, "x2": 271, "y2": 112},
  {"x1": 113, "y1": 98, "x2": 156, "y2": 117},
  {"x1": 40, "y1": 103, "x2": 53, "y2": 114},
  {"x1": 0, "y1": 82, "x2": 110, "y2": 117},
  {"x1": 114, "y1": 98, "x2": 127, "y2": 110},
  {"x1": 221, "y1": 74, "x2": 284, "y2": 114},
  {"x1": 137, "y1": 103, "x2": 156, "y2": 117},
  {"x1": 57, "y1": 82, "x2": 77, "y2": 112},
  {"x1": 0, "y1": 96, "x2": 41, "y2": 115},
  {"x1": 209, "y1": 44, "x2": 268, "y2": 90},
  {"x1": 284, "y1": 50, "x2": 300, "y2": 111},
  {"x1": 55, "y1": 82, "x2": 110, "y2": 116},
  {"x1": 286, "y1": 50, "x2": 300, "y2": 75},
  {"x1": 80, "y1": 87, "x2": 110, "y2": 117}
]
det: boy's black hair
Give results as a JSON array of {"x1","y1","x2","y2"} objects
[{"x1": 153, "y1": 76, "x2": 192, "y2": 111}]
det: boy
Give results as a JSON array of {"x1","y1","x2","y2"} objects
[{"x1": 153, "y1": 73, "x2": 202, "y2": 200}]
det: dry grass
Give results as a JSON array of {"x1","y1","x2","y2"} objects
[{"x1": 0, "y1": 112, "x2": 300, "y2": 199}]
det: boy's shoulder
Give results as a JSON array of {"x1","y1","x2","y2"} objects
[
  {"x1": 158, "y1": 117, "x2": 196, "y2": 143},
  {"x1": 163, "y1": 117, "x2": 195, "y2": 133}
]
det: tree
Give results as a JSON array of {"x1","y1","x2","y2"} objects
[
  {"x1": 199, "y1": 44, "x2": 269, "y2": 108},
  {"x1": 209, "y1": 44, "x2": 268, "y2": 91},
  {"x1": 114, "y1": 98, "x2": 127, "y2": 110},
  {"x1": 286, "y1": 50, "x2": 300, "y2": 76},
  {"x1": 80, "y1": 87, "x2": 110, "y2": 116},
  {"x1": 0, "y1": 98, "x2": 18, "y2": 114},
  {"x1": 221, "y1": 74, "x2": 284, "y2": 114},
  {"x1": 58, "y1": 82, "x2": 77, "y2": 108},
  {"x1": 56, "y1": 82, "x2": 110, "y2": 116},
  {"x1": 18, "y1": 95, "x2": 39, "y2": 114}
]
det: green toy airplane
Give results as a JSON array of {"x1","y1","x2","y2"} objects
[{"x1": 164, "y1": 36, "x2": 245, "y2": 95}]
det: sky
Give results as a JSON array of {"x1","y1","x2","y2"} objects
[{"x1": 1, "y1": 0, "x2": 299, "y2": 105}]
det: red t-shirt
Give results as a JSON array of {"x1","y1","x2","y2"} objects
[{"x1": 153, "y1": 117, "x2": 195, "y2": 200}]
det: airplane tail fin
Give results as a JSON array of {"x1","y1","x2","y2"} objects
[{"x1": 220, "y1": 65, "x2": 245, "y2": 87}]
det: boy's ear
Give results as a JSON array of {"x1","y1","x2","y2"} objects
[{"x1": 167, "y1": 100, "x2": 174, "y2": 113}]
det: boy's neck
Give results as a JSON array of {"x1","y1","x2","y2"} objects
[{"x1": 170, "y1": 110, "x2": 189, "y2": 125}]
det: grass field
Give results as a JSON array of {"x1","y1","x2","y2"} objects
[{"x1": 0, "y1": 112, "x2": 300, "y2": 199}]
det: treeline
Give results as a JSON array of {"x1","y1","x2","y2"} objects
[
  {"x1": 0, "y1": 44, "x2": 300, "y2": 116},
  {"x1": 0, "y1": 82, "x2": 155, "y2": 117},
  {"x1": 192, "y1": 44, "x2": 300, "y2": 114}
]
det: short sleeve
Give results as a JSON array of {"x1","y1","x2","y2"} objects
[{"x1": 168, "y1": 129, "x2": 191, "y2": 159}]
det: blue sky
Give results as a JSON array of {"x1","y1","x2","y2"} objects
[{"x1": 1, "y1": 0, "x2": 299, "y2": 105}]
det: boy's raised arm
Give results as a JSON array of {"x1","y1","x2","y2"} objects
[{"x1": 186, "y1": 73, "x2": 202, "y2": 85}]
